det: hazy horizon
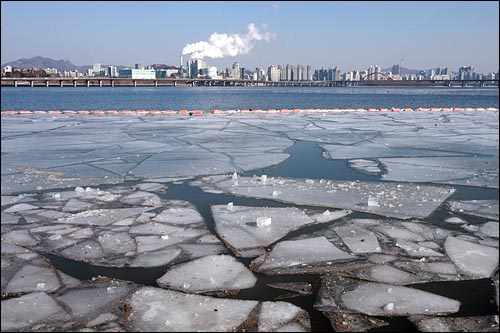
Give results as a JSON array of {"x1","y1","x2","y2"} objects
[{"x1": 1, "y1": 1, "x2": 499, "y2": 73}]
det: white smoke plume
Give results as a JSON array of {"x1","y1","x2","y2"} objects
[{"x1": 182, "y1": 23, "x2": 274, "y2": 60}]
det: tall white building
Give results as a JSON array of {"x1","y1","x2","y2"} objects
[
  {"x1": 232, "y1": 62, "x2": 240, "y2": 79},
  {"x1": 92, "y1": 63, "x2": 101, "y2": 76},
  {"x1": 267, "y1": 65, "x2": 280, "y2": 82},
  {"x1": 108, "y1": 66, "x2": 118, "y2": 77}
]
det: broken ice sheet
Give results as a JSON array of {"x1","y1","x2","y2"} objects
[
  {"x1": 258, "y1": 301, "x2": 311, "y2": 332},
  {"x1": 212, "y1": 205, "x2": 350, "y2": 257},
  {"x1": 448, "y1": 200, "x2": 499, "y2": 221},
  {"x1": 348, "y1": 159, "x2": 382, "y2": 175},
  {"x1": 379, "y1": 156, "x2": 498, "y2": 188},
  {"x1": 315, "y1": 276, "x2": 461, "y2": 317},
  {"x1": 128, "y1": 287, "x2": 259, "y2": 332},
  {"x1": 5, "y1": 264, "x2": 62, "y2": 293},
  {"x1": 320, "y1": 310, "x2": 389, "y2": 332},
  {"x1": 444, "y1": 236, "x2": 499, "y2": 278},
  {"x1": 201, "y1": 175, "x2": 455, "y2": 219},
  {"x1": 251, "y1": 236, "x2": 362, "y2": 275},
  {"x1": 333, "y1": 223, "x2": 381, "y2": 253},
  {"x1": 1, "y1": 292, "x2": 68, "y2": 331},
  {"x1": 156, "y1": 254, "x2": 257, "y2": 294}
]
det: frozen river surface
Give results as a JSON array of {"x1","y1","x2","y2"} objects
[{"x1": 1, "y1": 111, "x2": 499, "y2": 332}]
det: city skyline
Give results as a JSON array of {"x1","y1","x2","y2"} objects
[{"x1": 1, "y1": 1, "x2": 499, "y2": 73}]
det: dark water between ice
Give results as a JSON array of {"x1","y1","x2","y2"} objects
[{"x1": 42, "y1": 139, "x2": 498, "y2": 332}]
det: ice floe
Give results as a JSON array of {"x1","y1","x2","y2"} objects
[
  {"x1": 156, "y1": 254, "x2": 257, "y2": 294},
  {"x1": 315, "y1": 276, "x2": 461, "y2": 317},
  {"x1": 212, "y1": 204, "x2": 350, "y2": 257},
  {"x1": 444, "y1": 236, "x2": 498, "y2": 278},
  {"x1": 250, "y1": 236, "x2": 361, "y2": 274},
  {"x1": 448, "y1": 200, "x2": 499, "y2": 221},
  {"x1": 199, "y1": 175, "x2": 455, "y2": 219}
]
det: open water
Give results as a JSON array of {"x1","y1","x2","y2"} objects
[{"x1": 1, "y1": 86, "x2": 499, "y2": 111}]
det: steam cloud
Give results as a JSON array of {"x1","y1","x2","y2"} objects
[{"x1": 182, "y1": 23, "x2": 274, "y2": 60}]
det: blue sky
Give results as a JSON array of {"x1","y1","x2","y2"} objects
[{"x1": 1, "y1": 1, "x2": 499, "y2": 73}]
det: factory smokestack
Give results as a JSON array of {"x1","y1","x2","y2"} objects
[{"x1": 182, "y1": 23, "x2": 274, "y2": 60}]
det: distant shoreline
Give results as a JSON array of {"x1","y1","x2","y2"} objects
[{"x1": 1, "y1": 78, "x2": 498, "y2": 88}]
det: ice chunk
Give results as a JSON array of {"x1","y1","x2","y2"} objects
[
  {"x1": 135, "y1": 182, "x2": 166, "y2": 192},
  {"x1": 128, "y1": 222, "x2": 182, "y2": 235},
  {"x1": 62, "y1": 198, "x2": 94, "y2": 212},
  {"x1": 97, "y1": 232, "x2": 136, "y2": 255},
  {"x1": 334, "y1": 224, "x2": 381, "y2": 253},
  {"x1": 252, "y1": 236, "x2": 360, "y2": 274},
  {"x1": 444, "y1": 236, "x2": 499, "y2": 278},
  {"x1": 227, "y1": 202, "x2": 233, "y2": 211},
  {"x1": 130, "y1": 248, "x2": 182, "y2": 268},
  {"x1": 258, "y1": 301, "x2": 311, "y2": 332},
  {"x1": 2, "y1": 229, "x2": 39, "y2": 246},
  {"x1": 448, "y1": 200, "x2": 499, "y2": 221},
  {"x1": 5, "y1": 264, "x2": 61, "y2": 293},
  {"x1": 1, "y1": 211, "x2": 19, "y2": 224},
  {"x1": 177, "y1": 243, "x2": 226, "y2": 260},
  {"x1": 204, "y1": 175, "x2": 455, "y2": 219},
  {"x1": 58, "y1": 208, "x2": 148, "y2": 226},
  {"x1": 4, "y1": 203, "x2": 39, "y2": 213},
  {"x1": 1, "y1": 292, "x2": 66, "y2": 331},
  {"x1": 368, "y1": 196, "x2": 380, "y2": 207},
  {"x1": 61, "y1": 240, "x2": 103, "y2": 260},
  {"x1": 476, "y1": 221, "x2": 499, "y2": 238},
  {"x1": 395, "y1": 239, "x2": 444, "y2": 257},
  {"x1": 212, "y1": 205, "x2": 329, "y2": 257},
  {"x1": 357, "y1": 264, "x2": 420, "y2": 285},
  {"x1": 157, "y1": 255, "x2": 257, "y2": 293},
  {"x1": 128, "y1": 287, "x2": 258, "y2": 332},
  {"x1": 310, "y1": 209, "x2": 351, "y2": 223},
  {"x1": 135, "y1": 235, "x2": 190, "y2": 253},
  {"x1": 57, "y1": 285, "x2": 132, "y2": 318},
  {"x1": 120, "y1": 191, "x2": 161, "y2": 206},
  {"x1": 375, "y1": 225, "x2": 426, "y2": 242},
  {"x1": 153, "y1": 207, "x2": 204, "y2": 225},
  {"x1": 256, "y1": 216, "x2": 272, "y2": 227},
  {"x1": 348, "y1": 159, "x2": 382, "y2": 175},
  {"x1": 316, "y1": 276, "x2": 461, "y2": 317},
  {"x1": 444, "y1": 216, "x2": 468, "y2": 224}
]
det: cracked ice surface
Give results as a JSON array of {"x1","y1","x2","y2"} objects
[
  {"x1": 211, "y1": 204, "x2": 351, "y2": 257},
  {"x1": 1, "y1": 116, "x2": 296, "y2": 195},
  {"x1": 128, "y1": 287, "x2": 258, "y2": 331},
  {"x1": 447, "y1": 200, "x2": 499, "y2": 221},
  {"x1": 444, "y1": 236, "x2": 499, "y2": 278},
  {"x1": 320, "y1": 111, "x2": 498, "y2": 188},
  {"x1": 201, "y1": 175, "x2": 455, "y2": 219},
  {"x1": 1, "y1": 185, "x2": 226, "y2": 268}
]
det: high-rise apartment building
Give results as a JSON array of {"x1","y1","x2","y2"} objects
[
  {"x1": 232, "y1": 62, "x2": 240, "y2": 79},
  {"x1": 92, "y1": 63, "x2": 101, "y2": 76},
  {"x1": 267, "y1": 65, "x2": 280, "y2": 81}
]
